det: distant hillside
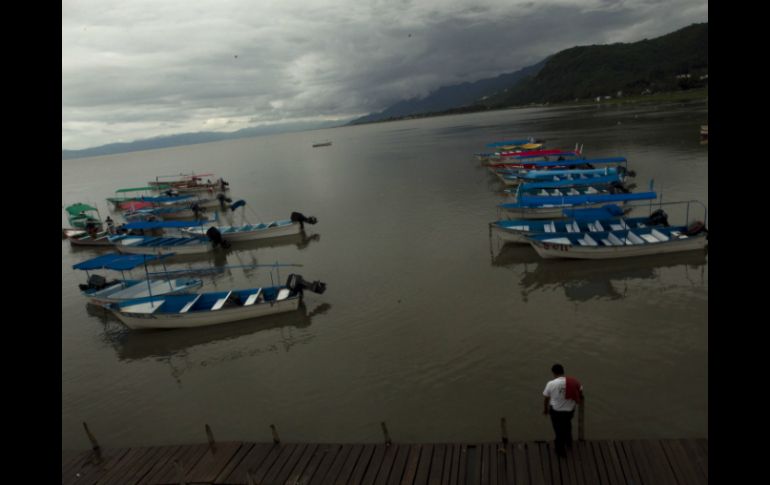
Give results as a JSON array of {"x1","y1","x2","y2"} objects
[
  {"x1": 349, "y1": 60, "x2": 546, "y2": 125},
  {"x1": 482, "y1": 23, "x2": 708, "y2": 107},
  {"x1": 62, "y1": 120, "x2": 343, "y2": 160}
]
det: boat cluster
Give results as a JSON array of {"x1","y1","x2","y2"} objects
[
  {"x1": 64, "y1": 172, "x2": 326, "y2": 330},
  {"x1": 479, "y1": 138, "x2": 709, "y2": 259}
]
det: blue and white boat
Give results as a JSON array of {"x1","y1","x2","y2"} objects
[
  {"x1": 527, "y1": 223, "x2": 708, "y2": 259},
  {"x1": 73, "y1": 253, "x2": 203, "y2": 305},
  {"x1": 490, "y1": 204, "x2": 672, "y2": 244},
  {"x1": 498, "y1": 191, "x2": 657, "y2": 220},
  {"x1": 108, "y1": 273, "x2": 327, "y2": 330}
]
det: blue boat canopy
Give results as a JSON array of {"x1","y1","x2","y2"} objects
[
  {"x1": 73, "y1": 253, "x2": 171, "y2": 271},
  {"x1": 562, "y1": 204, "x2": 626, "y2": 220}
]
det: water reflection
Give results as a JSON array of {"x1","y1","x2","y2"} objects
[
  {"x1": 491, "y1": 240, "x2": 707, "y2": 302},
  {"x1": 90, "y1": 301, "x2": 331, "y2": 382}
]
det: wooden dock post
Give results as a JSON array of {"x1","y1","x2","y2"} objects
[
  {"x1": 82, "y1": 421, "x2": 102, "y2": 464},
  {"x1": 270, "y1": 424, "x2": 281, "y2": 444},
  {"x1": 381, "y1": 421, "x2": 392, "y2": 446},
  {"x1": 205, "y1": 424, "x2": 217, "y2": 453},
  {"x1": 500, "y1": 417, "x2": 509, "y2": 444},
  {"x1": 578, "y1": 396, "x2": 585, "y2": 441}
]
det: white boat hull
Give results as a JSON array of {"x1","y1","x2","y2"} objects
[
  {"x1": 183, "y1": 222, "x2": 301, "y2": 242},
  {"x1": 530, "y1": 233, "x2": 708, "y2": 259},
  {"x1": 113, "y1": 296, "x2": 300, "y2": 329}
]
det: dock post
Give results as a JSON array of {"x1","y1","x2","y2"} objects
[
  {"x1": 381, "y1": 421, "x2": 392, "y2": 446},
  {"x1": 270, "y1": 424, "x2": 281, "y2": 444},
  {"x1": 82, "y1": 422, "x2": 102, "y2": 464},
  {"x1": 578, "y1": 396, "x2": 585, "y2": 441},
  {"x1": 500, "y1": 417, "x2": 509, "y2": 444},
  {"x1": 205, "y1": 424, "x2": 217, "y2": 453}
]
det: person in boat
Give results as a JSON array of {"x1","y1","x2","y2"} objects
[
  {"x1": 86, "y1": 221, "x2": 98, "y2": 237},
  {"x1": 105, "y1": 216, "x2": 115, "y2": 234},
  {"x1": 543, "y1": 364, "x2": 583, "y2": 457}
]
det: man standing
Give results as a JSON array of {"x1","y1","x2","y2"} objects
[{"x1": 543, "y1": 363, "x2": 583, "y2": 457}]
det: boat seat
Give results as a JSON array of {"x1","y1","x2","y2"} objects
[
  {"x1": 626, "y1": 231, "x2": 645, "y2": 245},
  {"x1": 544, "y1": 222, "x2": 555, "y2": 233},
  {"x1": 276, "y1": 288, "x2": 291, "y2": 301},
  {"x1": 640, "y1": 234, "x2": 660, "y2": 243},
  {"x1": 243, "y1": 288, "x2": 262, "y2": 306},
  {"x1": 671, "y1": 230, "x2": 688, "y2": 239},
  {"x1": 179, "y1": 295, "x2": 202, "y2": 313},
  {"x1": 594, "y1": 221, "x2": 604, "y2": 232},
  {"x1": 579, "y1": 234, "x2": 598, "y2": 246},
  {"x1": 651, "y1": 229, "x2": 669, "y2": 241},
  {"x1": 607, "y1": 233, "x2": 625, "y2": 246},
  {"x1": 211, "y1": 291, "x2": 233, "y2": 311},
  {"x1": 601, "y1": 238, "x2": 614, "y2": 246},
  {"x1": 610, "y1": 223, "x2": 623, "y2": 231}
]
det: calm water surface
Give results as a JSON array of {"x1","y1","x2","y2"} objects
[{"x1": 62, "y1": 101, "x2": 708, "y2": 450}]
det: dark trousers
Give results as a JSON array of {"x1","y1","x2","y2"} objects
[{"x1": 549, "y1": 407, "x2": 575, "y2": 455}]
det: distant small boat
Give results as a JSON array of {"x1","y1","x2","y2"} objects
[{"x1": 312, "y1": 141, "x2": 332, "y2": 147}]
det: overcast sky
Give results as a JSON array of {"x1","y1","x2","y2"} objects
[{"x1": 62, "y1": 0, "x2": 707, "y2": 150}]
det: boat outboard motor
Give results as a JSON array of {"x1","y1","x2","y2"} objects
[
  {"x1": 217, "y1": 193, "x2": 233, "y2": 209},
  {"x1": 290, "y1": 212, "x2": 318, "y2": 230},
  {"x1": 286, "y1": 273, "x2": 327, "y2": 296},
  {"x1": 608, "y1": 181, "x2": 630, "y2": 194},
  {"x1": 206, "y1": 226, "x2": 231, "y2": 249},
  {"x1": 685, "y1": 221, "x2": 709, "y2": 237},
  {"x1": 646, "y1": 209, "x2": 670, "y2": 227},
  {"x1": 79, "y1": 274, "x2": 119, "y2": 292}
]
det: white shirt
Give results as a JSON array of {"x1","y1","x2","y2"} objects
[{"x1": 543, "y1": 376, "x2": 580, "y2": 412}]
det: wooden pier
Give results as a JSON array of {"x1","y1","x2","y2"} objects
[{"x1": 62, "y1": 438, "x2": 707, "y2": 484}]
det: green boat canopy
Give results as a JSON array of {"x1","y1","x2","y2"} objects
[{"x1": 65, "y1": 203, "x2": 98, "y2": 215}]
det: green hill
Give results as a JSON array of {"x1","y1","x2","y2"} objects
[{"x1": 481, "y1": 23, "x2": 707, "y2": 107}]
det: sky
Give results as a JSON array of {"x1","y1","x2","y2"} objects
[{"x1": 62, "y1": 0, "x2": 708, "y2": 150}]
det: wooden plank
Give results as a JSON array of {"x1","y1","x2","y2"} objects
[
  {"x1": 307, "y1": 444, "x2": 345, "y2": 485},
  {"x1": 283, "y1": 443, "x2": 321, "y2": 485},
  {"x1": 347, "y1": 444, "x2": 377, "y2": 485},
  {"x1": 137, "y1": 445, "x2": 187, "y2": 485},
  {"x1": 63, "y1": 447, "x2": 132, "y2": 485},
  {"x1": 96, "y1": 446, "x2": 157, "y2": 485},
  {"x1": 679, "y1": 438, "x2": 708, "y2": 480},
  {"x1": 184, "y1": 441, "x2": 243, "y2": 483},
  {"x1": 499, "y1": 444, "x2": 514, "y2": 485},
  {"x1": 525, "y1": 443, "x2": 546, "y2": 485},
  {"x1": 272, "y1": 443, "x2": 311, "y2": 485},
  {"x1": 146, "y1": 443, "x2": 209, "y2": 485},
  {"x1": 330, "y1": 444, "x2": 363, "y2": 485},
  {"x1": 261, "y1": 443, "x2": 302, "y2": 485},
  {"x1": 609, "y1": 440, "x2": 641, "y2": 485},
  {"x1": 61, "y1": 450, "x2": 96, "y2": 482},
  {"x1": 360, "y1": 444, "x2": 388, "y2": 485},
  {"x1": 320, "y1": 444, "x2": 356, "y2": 485},
  {"x1": 440, "y1": 444, "x2": 457, "y2": 485},
  {"x1": 399, "y1": 444, "x2": 423, "y2": 485},
  {"x1": 595, "y1": 441, "x2": 625, "y2": 485},
  {"x1": 586, "y1": 441, "x2": 610, "y2": 485},
  {"x1": 659, "y1": 439, "x2": 704, "y2": 485},
  {"x1": 454, "y1": 445, "x2": 468, "y2": 485},
  {"x1": 510, "y1": 442, "x2": 528, "y2": 485},
  {"x1": 298, "y1": 444, "x2": 341, "y2": 485},
  {"x1": 540, "y1": 442, "x2": 559, "y2": 485},
  {"x1": 638, "y1": 440, "x2": 679, "y2": 485},
  {"x1": 573, "y1": 441, "x2": 599, "y2": 485},
  {"x1": 386, "y1": 444, "x2": 413, "y2": 485},
  {"x1": 620, "y1": 440, "x2": 655, "y2": 485},
  {"x1": 213, "y1": 442, "x2": 256, "y2": 483},
  {"x1": 428, "y1": 444, "x2": 446, "y2": 485},
  {"x1": 372, "y1": 445, "x2": 400, "y2": 485},
  {"x1": 221, "y1": 442, "x2": 277, "y2": 484},
  {"x1": 413, "y1": 444, "x2": 435, "y2": 485},
  {"x1": 250, "y1": 442, "x2": 289, "y2": 484},
  {"x1": 114, "y1": 445, "x2": 179, "y2": 485}
]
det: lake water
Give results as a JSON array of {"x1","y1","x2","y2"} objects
[{"x1": 62, "y1": 100, "x2": 708, "y2": 450}]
